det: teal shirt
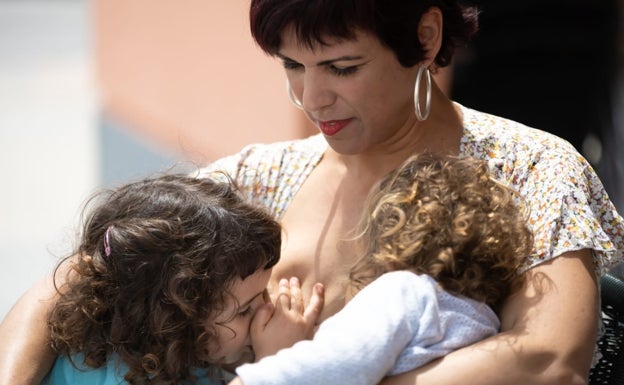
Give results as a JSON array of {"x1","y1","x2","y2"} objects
[{"x1": 42, "y1": 354, "x2": 224, "y2": 385}]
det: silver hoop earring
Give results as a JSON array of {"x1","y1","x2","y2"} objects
[
  {"x1": 286, "y1": 80, "x2": 303, "y2": 109},
  {"x1": 414, "y1": 65, "x2": 431, "y2": 121}
]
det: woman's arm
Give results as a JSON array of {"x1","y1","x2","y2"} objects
[
  {"x1": 381, "y1": 249, "x2": 599, "y2": 385},
  {"x1": 0, "y1": 273, "x2": 58, "y2": 385}
]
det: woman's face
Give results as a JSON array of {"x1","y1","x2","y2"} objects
[
  {"x1": 279, "y1": 27, "x2": 420, "y2": 155},
  {"x1": 209, "y1": 268, "x2": 271, "y2": 365}
]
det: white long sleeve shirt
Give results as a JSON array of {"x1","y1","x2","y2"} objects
[{"x1": 236, "y1": 270, "x2": 499, "y2": 385}]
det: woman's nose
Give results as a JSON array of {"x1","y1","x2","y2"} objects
[{"x1": 300, "y1": 72, "x2": 335, "y2": 112}]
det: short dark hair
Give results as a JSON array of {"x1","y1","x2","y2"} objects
[
  {"x1": 250, "y1": 0, "x2": 479, "y2": 68},
  {"x1": 49, "y1": 175, "x2": 281, "y2": 384}
]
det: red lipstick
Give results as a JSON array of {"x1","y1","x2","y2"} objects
[{"x1": 318, "y1": 119, "x2": 352, "y2": 136}]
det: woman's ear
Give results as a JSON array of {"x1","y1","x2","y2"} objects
[{"x1": 418, "y1": 7, "x2": 443, "y2": 64}]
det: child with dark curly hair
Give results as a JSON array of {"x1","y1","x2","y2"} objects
[
  {"x1": 41, "y1": 174, "x2": 323, "y2": 385},
  {"x1": 231, "y1": 154, "x2": 534, "y2": 385}
]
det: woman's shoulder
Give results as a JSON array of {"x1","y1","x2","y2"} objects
[
  {"x1": 459, "y1": 104, "x2": 578, "y2": 159},
  {"x1": 197, "y1": 134, "x2": 325, "y2": 219},
  {"x1": 458, "y1": 103, "x2": 591, "y2": 187},
  {"x1": 458, "y1": 104, "x2": 624, "y2": 272},
  {"x1": 198, "y1": 134, "x2": 325, "y2": 177}
]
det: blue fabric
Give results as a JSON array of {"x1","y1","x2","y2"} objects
[{"x1": 41, "y1": 354, "x2": 223, "y2": 385}]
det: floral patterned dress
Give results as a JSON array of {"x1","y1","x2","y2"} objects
[{"x1": 200, "y1": 104, "x2": 624, "y2": 273}]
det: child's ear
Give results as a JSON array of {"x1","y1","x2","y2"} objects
[{"x1": 418, "y1": 7, "x2": 443, "y2": 64}]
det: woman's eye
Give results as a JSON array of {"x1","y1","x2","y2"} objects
[
  {"x1": 282, "y1": 60, "x2": 303, "y2": 70},
  {"x1": 329, "y1": 65, "x2": 358, "y2": 76}
]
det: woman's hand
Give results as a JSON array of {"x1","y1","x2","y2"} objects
[{"x1": 250, "y1": 277, "x2": 324, "y2": 361}]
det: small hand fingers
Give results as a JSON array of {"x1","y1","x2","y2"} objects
[
  {"x1": 276, "y1": 278, "x2": 291, "y2": 310},
  {"x1": 303, "y1": 283, "x2": 325, "y2": 327},
  {"x1": 289, "y1": 277, "x2": 303, "y2": 313}
]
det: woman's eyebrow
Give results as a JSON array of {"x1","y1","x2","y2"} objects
[{"x1": 276, "y1": 52, "x2": 364, "y2": 66}]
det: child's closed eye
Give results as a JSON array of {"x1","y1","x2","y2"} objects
[{"x1": 237, "y1": 306, "x2": 253, "y2": 318}]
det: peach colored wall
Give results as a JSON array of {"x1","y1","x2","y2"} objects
[{"x1": 94, "y1": 0, "x2": 315, "y2": 164}]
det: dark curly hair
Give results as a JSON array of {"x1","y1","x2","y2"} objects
[
  {"x1": 48, "y1": 174, "x2": 281, "y2": 384},
  {"x1": 350, "y1": 154, "x2": 533, "y2": 312},
  {"x1": 250, "y1": 0, "x2": 479, "y2": 68}
]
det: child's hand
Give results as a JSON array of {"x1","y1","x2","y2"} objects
[{"x1": 250, "y1": 277, "x2": 324, "y2": 361}]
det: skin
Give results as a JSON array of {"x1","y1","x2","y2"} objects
[
  {"x1": 0, "y1": 7, "x2": 600, "y2": 385},
  {"x1": 210, "y1": 269, "x2": 273, "y2": 365},
  {"x1": 211, "y1": 271, "x2": 323, "y2": 367},
  {"x1": 0, "y1": 274, "x2": 58, "y2": 385}
]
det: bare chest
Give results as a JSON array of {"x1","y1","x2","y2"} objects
[{"x1": 270, "y1": 168, "x2": 373, "y2": 321}]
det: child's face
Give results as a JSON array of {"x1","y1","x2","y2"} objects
[{"x1": 210, "y1": 268, "x2": 272, "y2": 365}]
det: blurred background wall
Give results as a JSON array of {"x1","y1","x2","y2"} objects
[
  {"x1": 0, "y1": 0, "x2": 313, "y2": 320},
  {"x1": 0, "y1": 0, "x2": 98, "y2": 320},
  {"x1": 94, "y1": 0, "x2": 315, "y2": 173},
  {"x1": 0, "y1": 0, "x2": 622, "y2": 320}
]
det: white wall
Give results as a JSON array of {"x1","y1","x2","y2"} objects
[{"x1": 0, "y1": 0, "x2": 99, "y2": 320}]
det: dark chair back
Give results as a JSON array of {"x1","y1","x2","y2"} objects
[{"x1": 589, "y1": 273, "x2": 624, "y2": 385}]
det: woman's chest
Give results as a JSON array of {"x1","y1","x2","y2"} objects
[{"x1": 270, "y1": 171, "x2": 372, "y2": 321}]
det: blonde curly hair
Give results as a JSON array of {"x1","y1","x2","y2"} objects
[{"x1": 349, "y1": 153, "x2": 533, "y2": 312}]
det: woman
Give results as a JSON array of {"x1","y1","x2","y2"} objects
[
  {"x1": 1, "y1": 1, "x2": 622, "y2": 384},
  {"x1": 203, "y1": 1, "x2": 623, "y2": 384}
]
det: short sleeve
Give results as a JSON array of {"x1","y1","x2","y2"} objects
[{"x1": 460, "y1": 105, "x2": 624, "y2": 274}]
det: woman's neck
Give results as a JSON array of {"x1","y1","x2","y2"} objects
[{"x1": 326, "y1": 85, "x2": 463, "y2": 180}]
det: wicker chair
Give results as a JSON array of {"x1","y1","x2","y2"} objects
[{"x1": 589, "y1": 273, "x2": 624, "y2": 385}]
